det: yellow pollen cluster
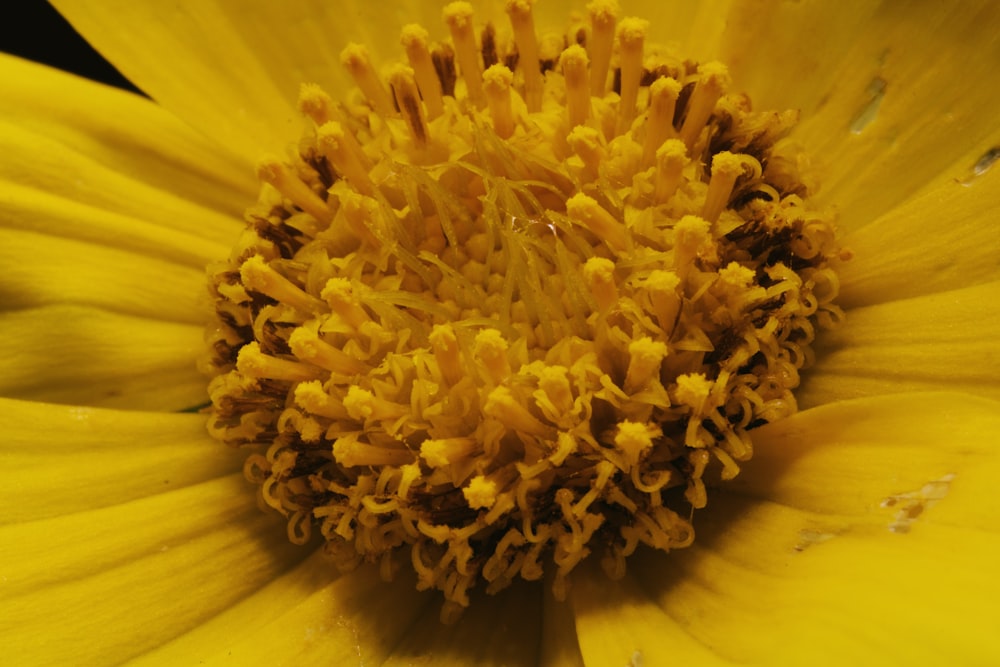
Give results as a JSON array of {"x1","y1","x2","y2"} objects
[{"x1": 204, "y1": 0, "x2": 845, "y2": 621}]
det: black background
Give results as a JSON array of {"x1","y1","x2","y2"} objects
[{"x1": 1, "y1": 1, "x2": 141, "y2": 93}]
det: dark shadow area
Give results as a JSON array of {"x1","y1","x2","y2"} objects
[{"x1": 0, "y1": 0, "x2": 143, "y2": 95}]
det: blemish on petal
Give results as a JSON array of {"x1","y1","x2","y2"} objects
[
  {"x1": 960, "y1": 146, "x2": 1000, "y2": 186},
  {"x1": 849, "y1": 76, "x2": 887, "y2": 134},
  {"x1": 881, "y1": 473, "x2": 955, "y2": 534},
  {"x1": 793, "y1": 527, "x2": 839, "y2": 552}
]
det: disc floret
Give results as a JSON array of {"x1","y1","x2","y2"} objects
[{"x1": 205, "y1": 0, "x2": 845, "y2": 621}]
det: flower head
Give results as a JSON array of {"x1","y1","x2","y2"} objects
[{"x1": 2, "y1": 0, "x2": 1000, "y2": 664}]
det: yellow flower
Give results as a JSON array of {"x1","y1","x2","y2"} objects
[{"x1": 2, "y1": 0, "x2": 1000, "y2": 664}]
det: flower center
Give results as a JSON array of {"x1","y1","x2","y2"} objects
[{"x1": 204, "y1": 0, "x2": 845, "y2": 622}]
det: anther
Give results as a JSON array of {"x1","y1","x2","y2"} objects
[
  {"x1": 256, "y1": 159, "x2": 331, "y2": 223},
  {"x1": 582, "y1": 256, "x2": 618, "y2": 311},
  {"x1": 340, "y1": 43, "x2": 395, "y2": 117},
  {"x1": 567, "y1": 126, "x2": 605, "y2": 182},
  {"x1": 587, "y1": 0, "x2": 618, "y2": 96},
  {"x1": 343, "y1": 386, "x2": 410, "y2": 422},
  {"x1": 483, "y1": 386, "x2": 554, "y2": 437},
  {"x1": 679, "y1": 61, "x2": 731, "y2": 150},
  {"x1": 615, "y1": 17, "x2": 648, "y2": 135},
  {"x1": 560, "y1": 45, "x2": 591, "y2": 129},
  {"x1": 537, "y1": 365, "x2": 573, "y2": 416},
  {"x1": 642, "y1": 77, "x2": 682, "y2": 167},
  {"x1": 566, "y1": 192, "x2": 628, "y2": 252},
  {"x1": 653, "y1": 139, "x2": 687, "y2": 204},
  {"x1": 294, "y1": 381, "x2": 351, "y2": 419},
  {"x1": 702, "y1": 151, "x2": 760, "y2": 223},
  {"x1": 482, "y1": 64, "x2": 516, "y2": 139},
  {"x1": 317, "y1": 122, "x2": 375, "y2": 195},
  {"x1": 236, "y1": 341, "x2": 322, "y2": 383},
  {"x1": 464, "y1": 474, "x2": 500, "y2": 510},
  {"x1": 506, "y1": 0, "x2": 543, "y2": 112},
  {"x1": 429, "y1": 323, "x2": 465, "y2": 386},
  {"x1": 321, "y1": 277, "x2": 372, "y2": 329},
  {"x1": 421, "y1": 436, "x2": 478, "y2": 468},
  {"x1": 614, "y1": 420, "x2": 657, "y2": 467},
  {"x1": 333, "y1": 434, "x2": 415, "y2": 467},
  {"x1": 298, "y1": 83, "x2": 336, "y2": 125},
  {"x1": 288, "y1": 327, "x2": 369, "y2": 375},
  {"x1": 673, "y1": 215, "x2": 713, "y2": 280},
  {"x1": 443, "y1": 2, "x2": 485, "y2": 106},
  {"x1": 240, "y1": 254, "x2": 324, "y2": 313},
  {"x1": 401, "y1": 24, "x2": 445, "y2": 118},
  {"x1": 624, "y1": 337, "x2": 667, "y2": 392},
  {"x1": 388, "y1": 65, "x2": 429, "y2": 145},
  {"x1": 474, "y1": 328, "x2": 512, "y2": 384},
  {"x1": 642, "y1": 270, "x2": 681, "y2": 332}
]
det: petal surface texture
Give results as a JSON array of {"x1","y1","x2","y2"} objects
[{"x1": 572, "y1": 393, "x2": 1000, "y2": 665}]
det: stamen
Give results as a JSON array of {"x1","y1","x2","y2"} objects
[
  {"x1": 255, "y1": 159, "x2": 331, "y2": 223},
  {"x1": 679, "y1": 61, "x2": 731, "y2": 150},
  {"x1": 614, "y1": 421, "x2": 657, "y2": 467},
  {"x1": 642, "y1": 269, "x2": 681, "y2": 332},
  {"x1": 288, "y1": 327, "x2": 369, "y2": 375},
  {"x1": 443, "y1": 2, "x2": 485, "y2": 106},
  {"x1": 236, "y1": 342, "x2": 322, "y2": 383},
  {"x1": 343, "y1": 386, "x2": 409, "y2": 422},
  {"x1": 624, "y1": 337, "x2": 667, "y2": 393},
  {"x1": 583, "y1": 256, "x2": 618, "y2": 310},
  {"x1": 321, "y1": 277, "x2": 371, "y2": 329},
  {"x1": 421, "y1": 436, "x2": 478, "y2": 468},
  {"x1": 298, "y1": 83, "x2": 336, "y2": 125},
  {"x1": 482, "y1": 64, "x2": 516, "y2": 139},
  {"x1": 560, "y1": 44, "x2": 591, "y2": 129},
  {"x1": 567, "y1": 126, "x2": 605, "y2": 182},
  {"x1": 473, "y1": 328, "x2": 512, "y2": 384},
  {"x1": 506, "y1": 0, "x2": 543, "y2": 112},
  {"x1": 239, "y1": 254, "x2": 324, "y2": 313},
  {"x1": 653, "y1": 138, "x2": 687, "y2": 204},
  {"x1": 483, "y1": 386, "x2": 554, "y2": 437},
  {"x1": 464, "y1": 474, "x2": 500, "y2": 509},
  {"x1": 388, "y1": 65, "x2": 429, "y2": 145},
  {"x1": 316, "y1": 122, "x2": 375, "y2": 195},
  {"x1": 702, "y1": 150, "x2": 758, "y2": 223},
  {"x1": 615, "y1": 17, "x2": 648, "y2": 135},
  {"x1": 334, "y1": 435, "x2": 415, "y2": 467},
  {"x1": 401, "y1": 24, "x2": 445, "y2": 118},
  {"x1": 566, "y1": 192, "x2": 628, "y2": 252},
  {"x1": 340, "y1": 43, "x2": 395, "y2": 117},
  {"x1": 672, "y1": 215, "x2": 713, "y2": 280},
  {"x1": 429, "y1": 323, "x2": 464, "y2": 386},
  {"x1": 587, "y1": 0, "x2": 618, "y2": 96},
  {"x1": 641, "y1": 77, "x2": 682, "y2": 167}
]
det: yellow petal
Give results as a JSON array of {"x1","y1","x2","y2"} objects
[
  {"x1": 0, "y1": 53, "x2": 252, "y2": 235},
  {"x1": 808, "y1": 8, "x2": 1000, "y2": 225},
  {"x1": 838, "y1": 165, "x2": 1000, "y2": 308},
  {"x1": 138, "y1": 554, "x2": 431, "y2": 666},
  {"x1": 799, "y1": 280, "x2": 1000, "y2": 408},
  {"x1": 590, "y1": 393, "x2": 1000, "y2": 665},
  {"x1": 0, "y1": 475, "x2": 306, "y2": 666},
  {"x1": 50, "y1": 1, "x2": 442, "y2": 163},
  {"x1": 0, "y1": 306, "x2": 206, "y2": 411},
  {"x1": 1, "y1": 179, "x2": 227, "y2": 269},
  {"x1": 1, "y1": 399, "x2": 239, "y2": 522},
  {"x1": 382, "y1": 582, "x2": 543, "y2": 666},
  {"x1": 666, "y1": 0, "x2": 1000, "y2": 227},
  {"x1": 0, "y1": 227, "x2": 205, "y2": 323}
]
